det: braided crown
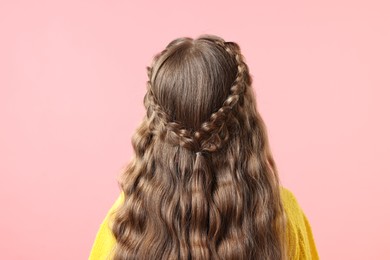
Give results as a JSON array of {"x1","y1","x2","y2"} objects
[{"x1": 145, "y1": 39, "x2": 248, "y2": 154}]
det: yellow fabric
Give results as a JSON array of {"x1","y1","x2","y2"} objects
[{"x1": 89, "y1": 186, "x2": 319, "y2": 260}]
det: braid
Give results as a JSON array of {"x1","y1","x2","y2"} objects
[{"x1": 146, "y1": 39, "x2": 250, "y2": 155}]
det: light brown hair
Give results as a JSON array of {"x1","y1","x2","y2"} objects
[{"x1": 111, "y1": 34, "x2": 288, "y2": 260}]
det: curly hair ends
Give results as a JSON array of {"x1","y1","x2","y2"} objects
[{"x1": 111, "y1": 34, "x2": 288, "y2": 260}]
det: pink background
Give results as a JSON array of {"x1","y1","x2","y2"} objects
[{"x1": 1, "y1": 0, "x2": 389, "y2": 259}]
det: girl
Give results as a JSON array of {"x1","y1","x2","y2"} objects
[{"x1": 89, "y1": 34, "x2": 319, "y2": 260}]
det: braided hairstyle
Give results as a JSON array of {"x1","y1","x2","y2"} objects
[{"x1": 111, "y1": 34, "x2": 288, "y2": 260}]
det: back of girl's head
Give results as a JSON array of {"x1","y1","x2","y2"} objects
[
  {"x1": 111, "y1": 34, "x2": 288, "y2": 260},
  {"x1": 148, "y1": 35, "x2": 247, "y2": 132}
]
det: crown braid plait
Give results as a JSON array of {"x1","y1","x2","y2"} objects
[{"x1": 146, "y1": 39, "x2": 249, "y2": 154}]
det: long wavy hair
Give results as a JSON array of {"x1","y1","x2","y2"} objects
[{"x1": 111, "y1": 34, "x2": 288, "y2": 260}]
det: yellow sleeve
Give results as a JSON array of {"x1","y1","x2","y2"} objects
[
  {"x1": 89, "y1": 192, "x2": 124, "y2": 260},
  {"x1": 280, "y1": 186, "x2": 320, "y2": 260},
  {"x1": 301, "y1": 210, "x2": 320, "y2": 260}
]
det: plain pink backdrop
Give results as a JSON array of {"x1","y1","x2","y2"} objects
[{"x1": 1, "y1": 0, "x2": 389, "y2": 259}]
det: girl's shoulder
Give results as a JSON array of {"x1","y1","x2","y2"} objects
[{"x1": 280, "y1": 186, "x2": 320, "y2": 260}]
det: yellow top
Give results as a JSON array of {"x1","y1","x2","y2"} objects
[{"x1": 89, "y1": 186, "x2": 319, "y2": 260}]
